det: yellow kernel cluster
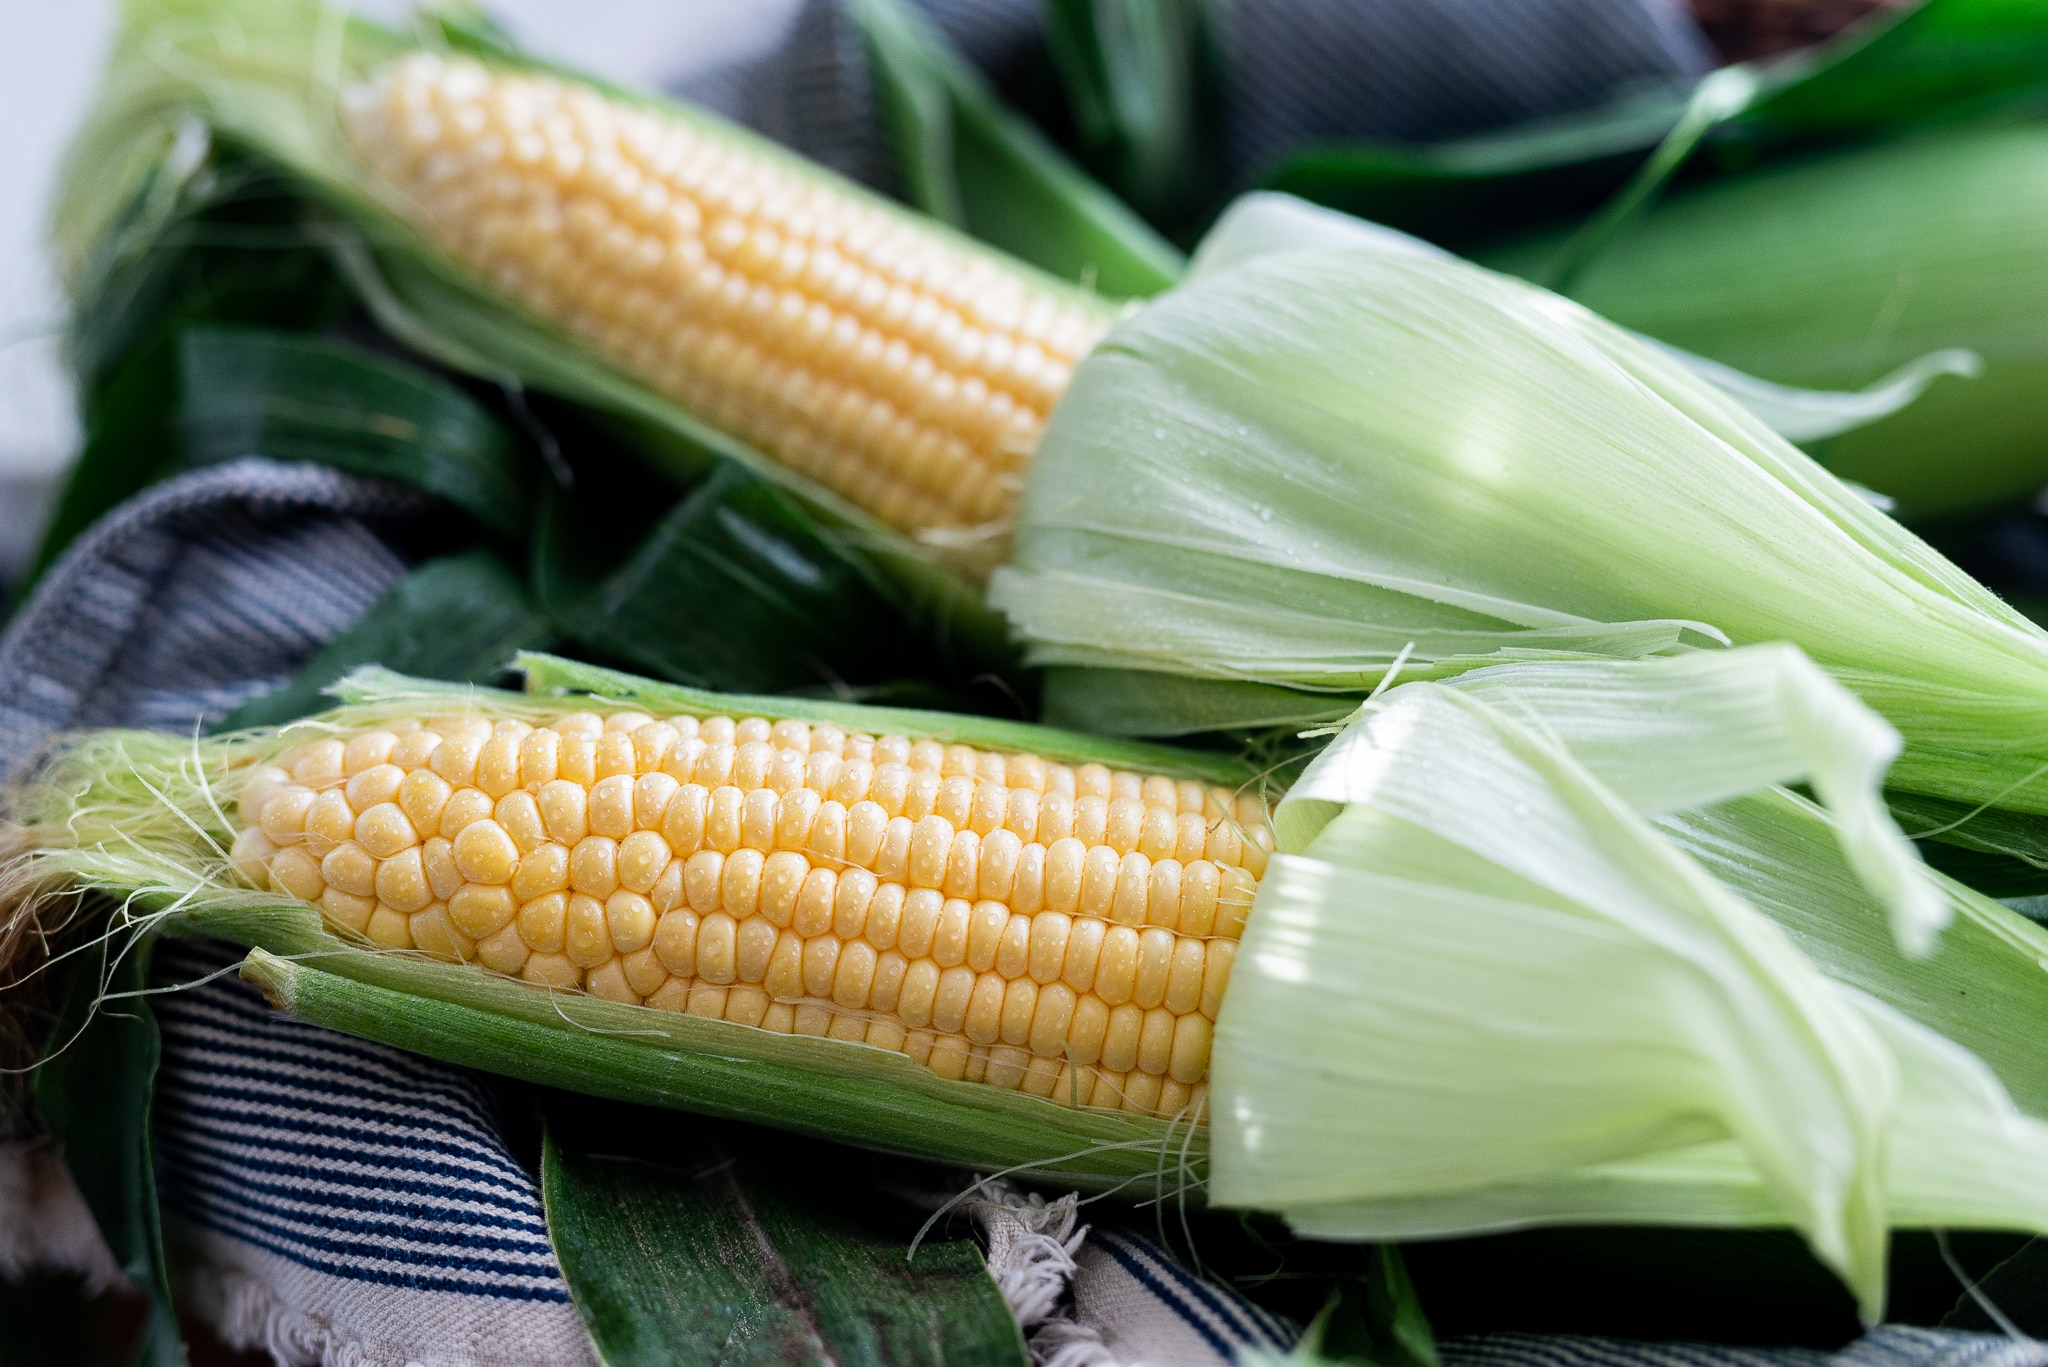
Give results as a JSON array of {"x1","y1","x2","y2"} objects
[
  {"x1": 341, "y1": 53, "x2": 1111, "y2": 555},
  {"x1": 229, "y1": 709, "x2": 1271, "y2": 1120}
]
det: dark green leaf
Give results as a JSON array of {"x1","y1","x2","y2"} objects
[
  {"x1": 541, "y1": 1099, "x2": 1027, "y2": 1367},
  {"x1": 563, "y1": 462, "x2": 950, "y2": 695},
  {"x1": 34, "y1": 937, "x2": 183, "y2": 1367},
  {"x1": 1262, "y1": 0, "x2": 2048, "y2": 248},
  {"x1": 1889, "y1": 791, "x2": 2048, "y2": 898},
  {"x1": 1303, "y1": 1247, "x2": 1439, "y2": 1367},
  {"x1": 31, "y1": 152, "x2": 350, "y2": 589},
  {"x1": 1041, "y1": 0, "x2": 1215, "y2": 228},
  {"x1": 856, "y1": 0, "x2": 1183, "y2": 296},
  {"x1": 1740, "y1": 0, "x2": 2048, "y2": 140},
  {"x1": 1260, "y1": 96, "x2": 1681, "y2": 246},
  {"x1": 217, "y1": 552, "x2": 551, "y2": 729},
  {"x1": 175, "y1": 325, "x2": 530, "y2": 537},
  {"x1": 1943, "y1": 1236, "x2": 2048, "y2": 1335}
]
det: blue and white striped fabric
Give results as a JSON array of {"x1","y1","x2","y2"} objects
[
  {"x1": 149, "y1": 938, "x2": 597, "y2": 1364},
  {"x1": 1443, "y1": 1329, "x2": 2048, "y2": 1367},
  {"x1": 1069, "y1": 1224, "x2": 1300, "y2": 1364}
]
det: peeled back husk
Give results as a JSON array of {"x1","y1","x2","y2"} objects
[
  {"x1": 988, "y1": 197, "x2": 2048, "y2": 825},
  {"x1": 1229, "y1": 645, "x2": 2048, "y2": 1324}
]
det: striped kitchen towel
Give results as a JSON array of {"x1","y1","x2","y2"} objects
[
  {"x1": 1439, "y1": 1330, "x2": 2048, "y2": 1367},
  {"x1": 141, "y1": 936, "x2": 1295, "y2": 1365},
  {"x1": 150, "y1": 939, "x2": 597, "y2": 1366}
]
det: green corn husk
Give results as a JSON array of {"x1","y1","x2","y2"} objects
[
  {"x1": 11, "y1": 648, "x2": 2048, "y2": 1319},
  {"x1": 1479, "y1": 121, "x2": 2048, "y2": 522},
  {"x1": 1235, "y1": 645, "x2": 2048, "y2": 1321},
  {"x1": 989, "y1": 193, "x2": 2048, "y2": 831},
  {"x1": 5, "y1": 654, "x2": 1251, "y2": 1193}
]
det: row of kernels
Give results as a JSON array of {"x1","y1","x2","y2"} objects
[
  {"x1": 645, "y1": 818, "x2": 1255, "y2": 938},
  {"x1": 261, "y1": 716, "x2": 1268, "y2": 826},
  {"x1": 640, "y1": 896, "x2": 1233, "y2": 1014},
  {"x1": 612, "y1": 970, "x2": 1206, "y2": 1113},
  {"x1": 417, "y1": 885, "x2": 1220, "y2": 1087},
  {"x1": 248, "y1": 764, "x2": 1267, "y2": 884},
  {"x1": 366, "y1": 56, "x2": 1103, "y2": 358},
  {"x1": 590, "y1": 968, "x2": 1204, "y2": 1116},
  {"x1": 254, "y1": 781, "x2": 1256, "y2": 943}
]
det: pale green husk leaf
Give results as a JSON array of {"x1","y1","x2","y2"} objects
[
  {"x1": 989, "y1": 202, "x2": 2048, "y2": 819},
  {"x1": 1186, "y1": 194, "x2": 1980, "y2": 444},
  {"x1": 1431, "y1": 646, "x2": 1941, "y2": 953},
  {"x1": 1217, "y1": 650, "x2": 2048, "y2": 1321}
]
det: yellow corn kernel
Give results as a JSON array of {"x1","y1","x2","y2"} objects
[
  {"x1": 233, "y1": 705, "x2": 1268, "y2": 1114},
  {"x1": 342, "y1": 53, "x2": 1115, "y2": 567}
]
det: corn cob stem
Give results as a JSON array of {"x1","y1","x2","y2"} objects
[
  {"x1": 341, "y1": 53, "x2": 1115, "y2": 563},
  {"x1": 228, "y1": 704, "x2": 1270, "y2": 1120}
]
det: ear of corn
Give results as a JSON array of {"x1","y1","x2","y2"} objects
[
  {"x1": 223, "y1": 679, "x2": 1266, "y2": 1117},
  {"x1": 61, "y1": 0, "x2": 1120, "y2": 577},
  {"x1": 17, "y1": 650, "x2": 2048, "y2": 1319},
  {"x1": 338, "y1": 51, "x2": 1112, "y2": 554},
  {"x1": 7, "y1": 660, "x2": 1266, "y2": 1188}
]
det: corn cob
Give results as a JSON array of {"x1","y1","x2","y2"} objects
[
  {"x1": 226, "y1": 705, "x2": 1269, "y2": 1120},
  {"x1": 339, "y1": 53, "x2": 1114, "y2": 556}
]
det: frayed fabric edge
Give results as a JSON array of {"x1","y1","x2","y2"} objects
[
  {"x1": 970, "y1": 1179, "x2": 1142, "y2": 1367},
  {"x1": 183, "y1": 1259, "x2": 379, "y2": 1367}
]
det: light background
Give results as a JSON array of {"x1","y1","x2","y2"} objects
[{"x1": 0, "y1": 0, "x2": 800, "y2": 581}]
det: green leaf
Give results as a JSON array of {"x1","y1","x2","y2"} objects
[
  {"x1": 1737, "y1": 0, "x2": 2048, "y2": 140},
  {"x1": 33, "y1": 938, "x2": 183, "y2": 1367},
  {"x1": 31, "y1": 151, "x2": 350, "y2": 589},
  {"x1": 1942, "y1": 1236, "x2": 2048, "y2": 1335},
  {"x1": 1261, "y1": 93, "x2": 1686, "y2": 247},
  {"x1": 232, "y1": 944, "x2": 1191, "y2": 1193},
  {"x1": 216, "y1": 551, "x2": 552, "y2": 729},
  {"x1": 541, "y1": 1099, "x2": 1027, "y2": 1367},
  {"x1": 1041, "y1": 0, "x2": 1214, "y2": 230},
  {"x1": 561, "y1": 461, "x2": 961, "y2": 696},
  {"x1": 1886, "y1": 791, "x2": 2048, "y2": 898},
  {"x1": 175, "y1": 325, "x2": 530, "y2": 536},
  {"x1": 1263, "y1": 0, "x2": 2048, "y2": 247},
  {"x1": 1299, "y1": 1247, "x2": 1439, "y2": 1367},
  {"x1": 856, "y1": 0, "x2": 1183, "y2": 296},
  {"x1": 1480, "y1": 121, "x2": 2048, "y2": 523}
]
